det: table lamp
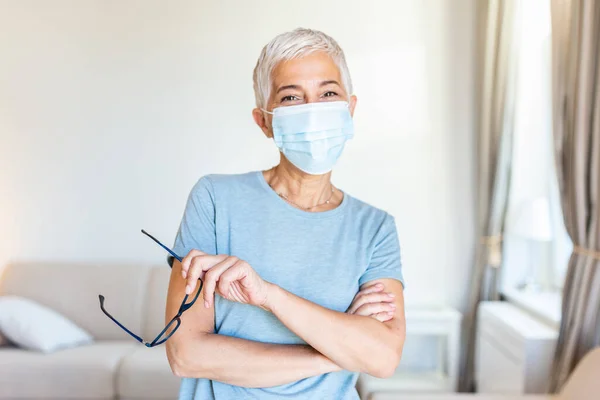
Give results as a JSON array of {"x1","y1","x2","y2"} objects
[{"x1": 509, "y1": 197, "x2": 553, "y2": 292}]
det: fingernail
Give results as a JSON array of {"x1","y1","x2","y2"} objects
[
  {"x1": 376, "y1": 283, "x2": 383, "y2": 288},
  {"x1": 182, "y1": 271, "x2": 187, "y2": 279},
  {"x1": 185, "y1": 285, "x2": 191, "y2": 294},
  {"x1": 387, "y1": 311, "x2": 394, "y2": 315},
  {"x1": 204, "y1": 300, "x2": 209, "y2": 308},
  {"x1": 390, "y1": 304, "x2": 396, "y2": 309},
  {"x1": 387, "y1": 293, "x2": 395, "y2": 298}
]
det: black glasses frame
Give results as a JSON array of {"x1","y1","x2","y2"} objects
[{"x1": 98, "y1": 229, "x2": 202, "y2": 347}]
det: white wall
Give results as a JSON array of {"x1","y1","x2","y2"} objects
[{"x1": 0, "y1": 0, "x2": 476, "y2": 310}]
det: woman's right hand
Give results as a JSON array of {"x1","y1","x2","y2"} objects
[{"x1": 346, "y1": 282, "x2": 396, "y2": 322}]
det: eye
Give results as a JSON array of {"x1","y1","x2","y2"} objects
[
  {"x1": 281, "y1": 95, "x2": 300, "y2": 103},
  {"x1": 323, "y1": 91, "x2": 338, "y2": 98}
]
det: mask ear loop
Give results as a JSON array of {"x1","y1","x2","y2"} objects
[
  {"x1": 260, "y1": 108, "x2": 275, "y2": 137},
  {"x1": 346, "y1": 94, "x2": 355, "y2": 109}
]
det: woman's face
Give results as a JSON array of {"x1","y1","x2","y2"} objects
[{"x1": 253, "y1": 51, "x2": 357, "y2": 139}]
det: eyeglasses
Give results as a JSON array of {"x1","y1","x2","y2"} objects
[{"x1": 98, "y1": 229, "x2": 202, "y2": 347}]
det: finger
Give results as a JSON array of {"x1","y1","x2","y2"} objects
[
  {"x1": 346, "y1": 283, "x2": 383, "y2": 313},
  {"x1": 353, "y1": 302, "x2": 396, "y2": 317},
  {"x1": 371, "y1": 311, "x2": 394, "y2": 322},
  {"x1": 350, "y1": 287, "x2": 391, "y2": 309},
  {"x1": 217, "y1": 261, "x2": 247, "y2": 304},
  {"x1": 185, "y1": 256, "x2": 206, "y2": 292},
  {"x1": 202, "y1": 256, "x2": 239, "y2": 307},
  {"x1": 186, "y1": 254, "x2": 225, "y2": 295},
  {"x1": 358, "y1": 283, "x2": 385, "y2": 296},
  {"x1": 347, "y1": 292, "x2": 396, "y2": 314},
  {"x1": 228, "y1": 280, "x2": 249, "y2": 304},
  {"x1": 181, "y1": 249, "x2": 205, "y2": 278},
  {"x1": 351, "y1": 284, "x2": 385, "y2": 304}
]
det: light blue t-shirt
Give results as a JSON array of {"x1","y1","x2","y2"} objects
[{"x1": 172, "y1": 171, "x2": 404, "y2": 400}]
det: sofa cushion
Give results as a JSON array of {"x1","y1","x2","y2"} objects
[
  {"x1": 117, "y1": 345, "x2": 180, "y2": 399},
  {"x1": 142, "y1": 267, "x2": 172, "y2": 339},
  {"x1": 0, "y1": 262, "x2": 153, "y2": 340},
  {"x1": 0, "y1": 341, "x2": 138, "y2": 399}
]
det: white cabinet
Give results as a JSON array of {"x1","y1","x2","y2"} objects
[
  {"x1": 476, "y1": 301, "x2": 558, "y2": 394},
  {"x1": 357, "y1": 307, "x2": 462, "y2": 399}
]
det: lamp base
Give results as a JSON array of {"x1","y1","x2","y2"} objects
[{"x1": 516, "y1": 280, "x2": 542, "y2": 292}]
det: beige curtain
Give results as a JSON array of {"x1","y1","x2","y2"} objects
[
  {"x1": 459, "y1": 0, "x2": 520, "y2": 392},
  {"x1": 549, "y1": 0, "x2": 600, "y2": 392}
]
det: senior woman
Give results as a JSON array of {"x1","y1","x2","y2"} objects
[{"x1": 166, "y1": 28, "x2": 406, "y2": 400}]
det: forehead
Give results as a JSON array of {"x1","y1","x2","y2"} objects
[{"x1": 271, "y1": 52, "x2": 342, "y2": 88}]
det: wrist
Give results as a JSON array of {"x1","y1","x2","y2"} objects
[{"x1": 261, "y1": 281, "x2": 283, "y2": 313}]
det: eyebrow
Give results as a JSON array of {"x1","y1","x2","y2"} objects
[
  {"x1": 276, "y1": 84, "x2": 301, "y2": 94},
  {"x1": 275, "y1": 80, "x2": 342, "y2": 94},
  {"x1": 320, "y1": 80, "x2": 341, "y2": 87}
]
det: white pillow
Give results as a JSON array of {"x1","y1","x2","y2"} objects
[{"x1": 0, "y1": 296, "x2": 93, "y2": 353}]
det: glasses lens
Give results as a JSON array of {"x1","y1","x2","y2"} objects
[
  {"x1": 152, "y1": 317, "x2": 181, "y2": 346},
  {"x1": 164, "y1": 318, "x2": 180, "y2": 336},
  {"x1": 182, "y1": 280, "x2": 203, "y2": 310}
]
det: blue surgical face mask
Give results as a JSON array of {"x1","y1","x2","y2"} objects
[{"x1": 262, "y1": 101, "x2": 354, "y2": 175}]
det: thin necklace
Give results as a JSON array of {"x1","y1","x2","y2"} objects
[{"x1": 269, "y1": 182, "x2": 336, "y2": 211}]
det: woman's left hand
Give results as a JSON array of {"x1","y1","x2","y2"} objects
[
  {"x1": 181, "y1": 250, "x2": 271, "y2": 309},
  {"x1": 346, "y1": 282, "x2": 396, "y2": 322}
]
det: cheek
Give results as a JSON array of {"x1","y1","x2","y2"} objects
[{"x1": 265, "y1": 117, "x2": 274, "y2": 137}]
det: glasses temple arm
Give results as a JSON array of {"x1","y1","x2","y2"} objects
[
  {"x1": 141, "y1": 229, "x2": 182, "y2": 263},
  {"x1": 98, "y1": 295, "x2": 144, "y2": 344}
]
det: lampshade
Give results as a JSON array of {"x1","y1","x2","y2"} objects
[{"x1": 509, "y1": 197, "x2": 553, "y2": 241}]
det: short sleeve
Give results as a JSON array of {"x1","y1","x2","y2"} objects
[
  {"x1": 171, "y1": 176, "x2": 217, "y2": 262},
  {"x1": 359, "y1": 214, "x2": 405, "y2": 288}
]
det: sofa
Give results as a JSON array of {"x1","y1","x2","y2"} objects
[
  {"x1": 0, "y1": 262, "x2": 180, "y2": 400},
  {"x1": 2, "y1": 262, "x2": 599, "y2": 400}
]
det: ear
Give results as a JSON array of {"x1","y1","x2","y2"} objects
[
  {"x1": 252, "y1": 108, "x2": 273, "y2": 139},
  {"x1": 348, "y1": 95, "x2": 358, "y2": 117}
]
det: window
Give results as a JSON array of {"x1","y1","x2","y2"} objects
[{"x1": 501, "y1": 0, "x2": 571, "y2": 324}]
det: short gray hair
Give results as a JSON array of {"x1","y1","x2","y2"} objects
[{"x1": 252, "y1": 28, "x2": 353, "y2": 109}]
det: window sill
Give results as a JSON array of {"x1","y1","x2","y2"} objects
[{"x1": 502, "y1": 287, "x2": 562, "y2": 329}]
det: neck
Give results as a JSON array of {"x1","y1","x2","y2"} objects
[{"x1": 264, "y1": 156, "x2": 341, "y2": 211}]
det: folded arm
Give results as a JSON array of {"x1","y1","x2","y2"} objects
[
  {"x1": 178, "y1": 241, "x2": 406, "y2": 381},
  {"x1": 265, "y1": 278, "x2": 406, "y2": 378},
  {"x1": 168, "y1": 332, "x2": 339, "y2": 387},
  {"x1": 165, "y1": 260, "x2": 340, "y2": 387}
]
